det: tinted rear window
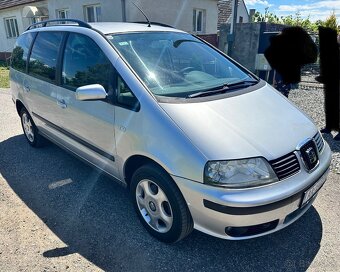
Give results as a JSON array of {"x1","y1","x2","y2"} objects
[
  {"x1": 28, "y1": 31, "x2": 63, "y2": 83},
  {"x1": 11, "y1": 32, "x2": 36, "y2": 72}
]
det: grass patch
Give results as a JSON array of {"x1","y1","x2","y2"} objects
[{"x1": 0, "y1": 61, "x2": 9, "y2": 88}]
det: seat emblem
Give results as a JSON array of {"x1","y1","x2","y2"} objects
[{"x1": 305, "y1": 147, "x2": 317, "y2": 165}]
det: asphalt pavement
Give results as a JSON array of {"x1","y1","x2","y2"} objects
[{"x1": 0, "y1": 88, "x2": 339, "y2": 272}]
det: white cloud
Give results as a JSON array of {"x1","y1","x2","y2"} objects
[
  {"x1": 279, "y1": 5, "x2": 304, "y2": 12},
  {"x1": 277, "y1": 0, "x2": 340, "y2": 21},
  {"x1": 279, "y1": 0, "x2": 340, "y2": 12},
  {"x1": 244, "y1": 0, "x2": 339, "y2": 21},
  {"x1": 245, "y1": 0, "x2": 271, "y2": 6}
]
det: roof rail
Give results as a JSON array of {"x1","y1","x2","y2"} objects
[
  {"x1": 134, "y1": 21, "x2": 174, "y2": 28},
  {"x1": 26, "y1": 19, "x2": 92, "y2": 31}
]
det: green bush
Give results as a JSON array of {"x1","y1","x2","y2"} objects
[{"x1": 0, "y1": 64, "x2": 9, "y2": 88}]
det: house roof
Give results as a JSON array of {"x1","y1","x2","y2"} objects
[
  {"x1": 218, "y1": 0, "x2": 246, "y2": 30},
  {"x1": 218, "y1": 0, "x2": 233, "y2": 30},
  {"x1": 0, "y1": 0, "x2": 42, "y2": 11}
]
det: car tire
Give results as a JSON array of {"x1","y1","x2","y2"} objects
[
  {"x1": 20, "y1": 108, "x2": 45, "y2": 147},
  {"x1": 130, "y1": 163, "x2": 193, "y2": 243}
]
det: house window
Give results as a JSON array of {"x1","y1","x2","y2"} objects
[
  {"x1": 4, "y1": 17, "x2": 19, "y2": 38},
  {"x1": 56, "y1": 9, "x2": 70, "y2": 19},
  {"x1": 84, "y1": 5, "x2": 101, "y2": 22},
  {"x1": 239, "y1": 16, "x2": 243, "y2": 23},
  {"x1": 193, "y1": 9, "x2": 205, "y2": 33}
]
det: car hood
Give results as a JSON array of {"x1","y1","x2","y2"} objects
[{"x1": 159, "y1": 83, "x2": 317, "y2": 161}]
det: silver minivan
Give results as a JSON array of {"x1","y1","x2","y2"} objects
[{"x1": 10, "y1": 19, "x2": 332, "y2": 243}]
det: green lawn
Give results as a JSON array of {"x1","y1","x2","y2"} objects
[{"x1": 0, "y1": 62, "x2": 9, "y2": 88}]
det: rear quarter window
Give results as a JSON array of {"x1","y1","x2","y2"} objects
[{"x1": 11, "y1": 32, "x2": 36, "y2": 72}]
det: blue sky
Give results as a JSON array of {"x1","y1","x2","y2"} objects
[{"x1": 245, "y1": 0, "x2": 340, "y2": 22}]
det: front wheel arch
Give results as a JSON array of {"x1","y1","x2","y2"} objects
[
  {"x1": 130, "y1": 163, "x2": 194, "y2": 243},
  {"x1": 124, "y1": 155, "x2": 169, "y2": 187}
]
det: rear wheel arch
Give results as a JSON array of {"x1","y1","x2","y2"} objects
[
  {"x1": 19, "y1": 107, "x2": 45, "y2": 147},
  {"x1": 15, "y1": 100, "x2": 25, "y2": 116}
]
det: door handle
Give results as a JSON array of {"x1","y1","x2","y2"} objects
[
  {"x1": 23, "y1": 85, "x2": 30, "y2": 92},
  {"x1": 57, "y1": 99, "x2": 67, "y2": 109}
]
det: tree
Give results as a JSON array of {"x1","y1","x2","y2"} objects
[
  {"x1": 253, "y1": 8, "x2": 281, "y2": 23},
  {"x1": 323, "y1": 11, "x2": 338, "y2": 33},
  {"x1": 252, "y1": 9, "x2": 340, "y2": 34},
  {"x1": 280, "y1": 13, "x2": 318, "y2": 33}
]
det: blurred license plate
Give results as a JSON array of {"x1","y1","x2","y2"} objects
[{"x1": 301, "y1": 171, "x2": 327, "y2": 207}]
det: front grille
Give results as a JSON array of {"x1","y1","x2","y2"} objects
[
  {"x1": 313, "y1": 132, "x2": 324, "y2": 153},
  {"x1": 270, "y1": 152, "x2": 300, "y2": 180}
]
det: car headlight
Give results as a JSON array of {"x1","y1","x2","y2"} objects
[{"x1": 204, "y1": 157, "x2": 278, "y2": 188}]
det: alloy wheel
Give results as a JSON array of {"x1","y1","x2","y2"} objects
[
  {"x1": 135, "y1": 179, "x2": 173, "y2": 233},
  {"x1": 22, "y1": 112, "x2": 34, "y2": 143}
]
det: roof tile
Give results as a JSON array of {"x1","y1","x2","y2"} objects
[{"x1": 0, "y1": 0, "x2": 42, "y2": 10}]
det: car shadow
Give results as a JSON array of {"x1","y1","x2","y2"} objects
[
  {"x1": 0, "y1": 135, "x2": 323, "y2": 272},
  {"x1": 322, "y1": 133, "x2": 340, "y2": 153}
]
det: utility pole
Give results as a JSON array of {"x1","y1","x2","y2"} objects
[
  {"x1": 227, "y1": 0, "x2": 238, "y2": 55},
  {"x1": 121, "y1": 0, "x2": 126, "y2": 22}
]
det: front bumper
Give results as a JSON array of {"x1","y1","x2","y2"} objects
[{"x1": 172, "y1": 142, "x2": 332, "y2": 240}]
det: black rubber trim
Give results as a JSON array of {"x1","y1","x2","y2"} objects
[
  {"x1": 32, "y1": 112, "x2": 115, "y2": 162},
  {"x1": 26, "y1": 19, "x2": 92, "y2": 31},
  {"x1": 225, "y1": 219, "x2": 279, "y2": 237},
  {"x1": 203, "y1": 193, "x2": 301, "y2": 215},
  {"x1": 203, "y1": 168, "x2": 329, "y2": 215}
]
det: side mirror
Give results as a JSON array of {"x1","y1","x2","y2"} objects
[{"x1": 75, "y1": 84, "x2": 107, "y2": 101}]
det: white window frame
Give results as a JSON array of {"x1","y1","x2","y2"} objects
[
  {"x1": 4, "y1": 17, "x2": 19, "y2": 39},
  {"x1": 193, "y1": 9, "x2": 206, "y2": 33},
  {"x1": 84, "y1": 4, "x2": 101, "y2": 22},
  {"x1": 56, "y1": 9, "x2": 70, "y2": 19}
]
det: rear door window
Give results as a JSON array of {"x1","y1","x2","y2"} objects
[
  {"x1": 28, "y1": 31, "x2": 63, "y2": 83},
  {"x1": 11, "y1": 32, "x2": 36, "y2": 72}
]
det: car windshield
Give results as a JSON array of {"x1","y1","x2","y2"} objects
[{"x1": 108, "y1": 32, "x2": 254, "y2": 98}]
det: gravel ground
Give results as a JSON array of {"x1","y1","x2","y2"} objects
[
  {"x1": 289, "y1": 88, "x2": 340, "y2": 174},
  {"x1": 0, "y1": 87, "x2": 340, "y2": 272}
]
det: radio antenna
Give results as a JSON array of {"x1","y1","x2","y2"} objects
[{"x1": 132, "y1": 2, "x2": 151, "y2": 27}]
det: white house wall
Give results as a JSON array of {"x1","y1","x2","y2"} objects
[
  {"x1": 48, "y1": 0, "x2": 217, "y2": 34},
  {"x1": 125, "y1": 0, "x2": 218, "y2": 34},
  {"x1": 237, "y1": 0, "x2": 248, "y2": 23},
  {"x1": 0, "y1": 8, "x2": 25, "y2": 55},
  {"x1": 47, "y1": 0, "x2": 123, "y2": 22},
  {"x1": 0, "y1": 1, "x2": 47, "y2": 55},
  {"x1": 0, "y1": 0, "x2": 218, "y2": 54},
  {"x1": 225, "y1": 0, "x2": 249, "y2": 24}
]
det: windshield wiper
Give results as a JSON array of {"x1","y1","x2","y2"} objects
[{"x1": 187, "y1": 80, "x2": 258, "y2": 98}]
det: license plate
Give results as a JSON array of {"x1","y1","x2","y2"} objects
[{"x1": 301, "y1": 171, "x2": 328, "y2": 207}]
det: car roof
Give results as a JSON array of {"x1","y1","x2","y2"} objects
[
  {"x1": 24, "y1": 21, "x2": 187, "y2": 37},
  {"x1": 88, "y1": 22, "x2": 185, "y2": 35}
]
